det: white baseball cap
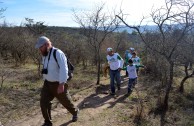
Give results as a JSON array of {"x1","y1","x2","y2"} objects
[
  {"x1": 129, "y1": 47, "x2": 135, "y2": 51},
  {"x1": 107, "y1": 47, "x2": 113, "y2": 52}
]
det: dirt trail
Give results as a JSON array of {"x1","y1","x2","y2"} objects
[{"x1": 5, "y1": 76, "x2": 135, "y2": 126}]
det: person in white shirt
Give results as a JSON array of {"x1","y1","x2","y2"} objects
[
  {"x1": 131, "y1": 51, "x2": 141, "y2": 74},
  {"x1": 35, "y1": 36, "x2": 79, "y2": 126},
  {"x1": 106, "y1": 47, "x2": 124, "y2": 95},
  {"x1": 124, "y1": 47, "x2": 135, "y2": 76},
  {"x1": 126, "y1": 58, "x2": 144, "y2": 94},
  {"x1": 126, "y1": 59, "x2": 138, "y2": 94}
]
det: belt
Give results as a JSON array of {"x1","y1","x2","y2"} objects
[
  {"x1": 110, "y1": 69, "x2": 119, "y2": 71},
  {"x1": 45, "y1": 79, "x2": 59, "y2": 83}
]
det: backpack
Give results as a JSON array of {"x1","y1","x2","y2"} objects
[{"x1": 53, "y1": 49, "x2": 74, "y2": 81}]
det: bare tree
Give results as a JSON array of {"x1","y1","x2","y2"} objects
[
  {"x1": 178, "y1": 34, "x2": 194, "y2": 93},
  {"x1": 25, "y1": 18, "x2": 47, "y2": 35},
  {"x1": 116, "y1": 0, "x2": 194, "y2": 116},
  {"x1": 179, "y1": 63, "x2": 194, "y2": 92},
  {"x1": 0, "y1": 6, "x2": 6, "y2": 19},
  {"x1": 24, "y1": 18, "x2": 48, "y2": 75},
  {"x1": 0, "y1": 59, "x2": 15, "y2": 90},
  {"x1": 0, "y1": 69, "x2": 14, "y2": 90},
  {"x1": 114, "y1": 30, "x2": 129, "y2": 52},
  {"x1": 52, "y1": 32, "x2": 89, "y2": 66},
  {"x1": 74, "y1": 3, "x2": 121, "y2": 84}
]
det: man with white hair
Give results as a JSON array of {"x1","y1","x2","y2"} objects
[
  {"x1": 35, "y1": 36, "x2": 79, "y2": 126},
  {"x1": 106, "y1": 47, "x2": 124, "y2": 95}
]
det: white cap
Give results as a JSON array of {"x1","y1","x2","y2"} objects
[
  {"x1": 129, "y1": 47, "x2": 135, "y2": 51},
  {"x1": 107, "y1": 47, "x2": 113, "y2": 52}
]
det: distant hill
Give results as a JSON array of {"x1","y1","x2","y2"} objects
[
  {"x1": 46, "y1": 25, "x2": 167, "y2": 34},
  {"x1": 114, "y1": 25, "x2": 158, "y2": 33},
  {"x1": 50, "y1": 25, "x2": 158, "y2": 34}
]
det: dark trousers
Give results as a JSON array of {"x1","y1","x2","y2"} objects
[
  {"x1": 40, "y1": 80, "x2": 77, "y2": 123},
  {"x1": 109, "y1": 69, "x2": 121, "y2": 93},
  {"x1": 128, "y1": 78, "x2": 137, "y2": 91}
]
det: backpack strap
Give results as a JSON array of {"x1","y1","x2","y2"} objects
[
  {"x1": 53, "y1": 49, "x2": 60, "y2": 68},
  {"x1": 53, "y1": 48, "x2": 74, "y2": 71}
]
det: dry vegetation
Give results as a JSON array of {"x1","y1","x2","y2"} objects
[
  {"x1": 1, "y1": 63, "x2": 194, "y2": 126},
  {"x1": 1, "y1": 1, "x2": 194, "y2": 125}
]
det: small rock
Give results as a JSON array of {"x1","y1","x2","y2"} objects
[
  {"x1": 82, "y1": 102, "x2": 89, "y2": 108},
  {"x1": 0, "y1": 121, "x2": 3, "y2": 126}
]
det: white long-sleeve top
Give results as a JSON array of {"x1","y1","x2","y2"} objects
[
  {"x1": 42, "y1": 47, "x2": 68, "y2": 84},
  {"x1": 107, "y1": 53, "x2": 124, "y2": 70},
  {"x1": 132, "y1": 56, "x2": 140, "y2": 66},
  {"x1": 127, "y1": 64, "x2": 137, "y2": 79}
]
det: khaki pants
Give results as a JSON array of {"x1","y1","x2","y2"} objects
[{"x1": 40, "y1": 80, "x2": 77, "y2": 123}]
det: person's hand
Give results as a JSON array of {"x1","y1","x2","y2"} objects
[
  {"x1": 118, "y1": 68, "x2": 122, "y2": 71},
  {"x1": 57, "y1": 84, "x2": 64, "y2": 94}
]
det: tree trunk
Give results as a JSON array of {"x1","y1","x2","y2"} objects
[
  {"x1": 96, "y1": 53, "x2": 101, "y2": 85},
  {"x1": 179, "y1": 76, "x2": 188, "y2": 93},
  {"x1": 1, "y1": 76, "x2": 3, "y2": 90},
  {"x1": 38, "y1": 60, "x2": 41, "y2": 77},
  {"x1": 179, "y1": 63, "x2": 193, "y2": 93},
  {"x1": 82, "y1": 59, "x2": 87, "y2": 69},
  {"x1": 189, "y1": 62, "x2": 192, "y2": 70},
  {"x1": 179, "y1": 75, "x2": 194, "y2": 93},
  {"x1": 163, "y1": 62, "x2": 174, "y2": 111}
]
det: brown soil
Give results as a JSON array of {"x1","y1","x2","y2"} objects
[
  {"x1": 3, "y1": 72, "x2": 194, "y2": 126},
  {"x1": 4, "y1": 76, "x2": 139, "y2": 126}
]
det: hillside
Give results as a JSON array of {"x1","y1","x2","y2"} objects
[{"x1": 1, "y1": 65, "x2": 194, "y2": 126}]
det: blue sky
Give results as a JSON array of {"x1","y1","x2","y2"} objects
[{"x1": 0, "y1": 0, "x2": 164, "y2": 27}]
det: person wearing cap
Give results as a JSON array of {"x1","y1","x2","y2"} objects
[
  {"x1": 124, "y1": 58, "x2": 144, "y2": 95},
  {"x1": 106, "y1": 47, "x2": 124, "y2": 95},
  {"x1": 131, "y1": 51, "x2": 141, "y2": 74},
  {"x1": 124, "y1": 47, "x2": 135, "y2": 76},
  {"x1": 35, "y1": 36, "x2": 79, "y2": 126}
]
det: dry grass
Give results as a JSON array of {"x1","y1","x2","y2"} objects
[
  {"x1": 0, "y1": 64, "x2": 97, "y2": 124},
  {"x1": 1, "y1": 63, "x2": 194, "y2": 126}
]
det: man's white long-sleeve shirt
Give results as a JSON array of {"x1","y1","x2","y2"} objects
[
  {"x1": 42, "y1": 47, "x2": 68, "y2": 84},
  {"x1": 106, "y1": 53, "x2": 124, "y2": 70}
]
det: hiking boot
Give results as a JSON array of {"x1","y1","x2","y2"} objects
[
  {"x1": 42, "y1": 122, "x2": 52, "y2": 126},
  {"x1": 127, "y1": 89, "x2": 132, "y2": 94},
  {"x1": 110, "y1": 92, "x2": 115, "y2": 95},
  {"x1": 72, "y1": 108, "x2": 79, "y2": 122}
]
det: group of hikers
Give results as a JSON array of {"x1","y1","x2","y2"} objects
[
  {"x1": 35, "y1": 36, "x2": 144, "y2": 126},
  {"x1": 106, "y1": 47, "x2": 144, "y2": 95}
]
